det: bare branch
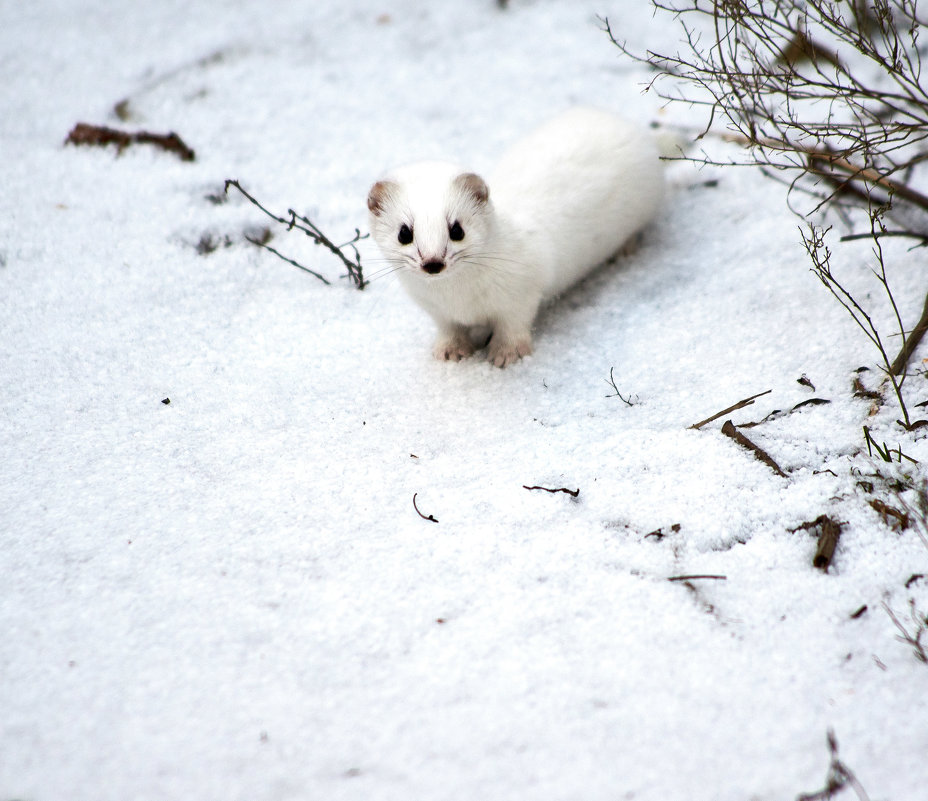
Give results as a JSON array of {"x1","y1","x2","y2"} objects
[
  {"x1": 225, "y1": 179, "x2": 368, "y2": 289},
  {"x1": 606, "y1": 1, "x2": 928, "y2": 227}
]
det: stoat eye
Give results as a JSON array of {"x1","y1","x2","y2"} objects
[
  {"x1": 449, "y1": 221, "x2": 465, "y2": 241},
  {"x1": 397, "y1": 223, "x2": 413, "y2": 245}
]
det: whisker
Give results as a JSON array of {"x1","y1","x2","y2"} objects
[
  {"x1": 364, "y1": 265, "x2": 405, "y2": 283},
  {"x1": 456, "y1": 248, "x2": 532, "y2": 269},
  {"x1": 456, "y1": 254, "x2": 532, "y2": 272}
]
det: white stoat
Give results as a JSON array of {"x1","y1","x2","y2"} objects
[{"x1": 367, "y1": 107, "x2": 664, "y2": 367}]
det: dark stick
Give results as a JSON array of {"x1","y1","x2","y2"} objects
[
  {"x1": 667, "y1": 574, "x2": 727, "y2": 582},
  {"x1": 412, "y1": 493, "x2": 438, "y2": 523},
  {"x1": 689, "y1": 389, "x2": 772, "y2": 430},
  {"x1": 132, "y1": 130, "x2": 195, "y2": 161},
  {"x1": 720, "y1": 419, "x2": 788, "y2": 477},
  {"x1": 523, "y1": 485, "x2": 580, "y2": 498},
  {"x1": 65, "y1": 122, "x2": 195, "y2": 161},
  {"x1": 839, "y1": 230, "x2": 928, "y2": 245},
  {"x1": 812, "y1": 517, "x2": 843, "y2": 571},
  {"x1": 890, "y1": 289, "x2": 928, "y2": 377}
]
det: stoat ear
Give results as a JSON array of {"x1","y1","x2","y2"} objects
[
  {"x1": 454, "y1": 172, "x2": 489, "y2": 205},
  {"x1": 367, "y1": 180, "x2": 398, "y2": 216}
]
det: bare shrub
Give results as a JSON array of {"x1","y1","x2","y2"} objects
[{"x1": 605, "y1": 0, "x2": 928, "y2": 425}]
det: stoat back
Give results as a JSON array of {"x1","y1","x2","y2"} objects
[{"x1": 489, "y1": 107, "x2": 664, "y2": 297}]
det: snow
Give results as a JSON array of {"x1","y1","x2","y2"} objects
[{"x1": 1, "y1": 1, "x2": 927, "y2": 799}]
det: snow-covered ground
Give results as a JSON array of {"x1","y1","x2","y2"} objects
[{"x1": 2, "y1": 1, "x2": 927, "y2": 799}]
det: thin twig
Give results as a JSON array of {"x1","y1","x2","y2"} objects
[
  {"x1": 412, "y1": 493, "x2": 438, "y2": 523},
  {"x1": 689, "y1": 389, "x2": 772, "y2": 430},
  {"x1": 225, "y1": 179, "x2": 368, "y2": 288},
  {"x1": 604, "y1": 367, "x2": 636, "y2": 404},
  {"x1": 667, "y1": 574, "x2": 727, "y2": 582},
  {"x1": 245, "y1": 236, "x2": 330, "y2": 285},
  {"x1": 523, "y1": 485, "x2": 580, "y2": 498},
  {"x1": 803, "y1": 223, "x2": 912, "y2": 427}
]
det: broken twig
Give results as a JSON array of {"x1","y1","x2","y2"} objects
[
  {"x1": 792, "y1": 515, "x2": 845, "y2": 571},
  {"x1": 720, "y1": 420, "x2": 787, "y2": 477},
  {"x1": 689, "y1": 389, "x2": 771, "y2": 430},
  {"x1": 412, "y1": 493, "x2": 438, "y2": 524},
  {"x1": 869, "y1": 499, "x2": 910, "y2": 531},
  {"x1": 65, "y1": 122, "x2": 195, "y2": 161},
  {"x1": 812, "y1": 517, "x2": 843, "y2": 571},
  {"x1": 645, "y1": 523, "x2": 681, "y2": 540}
]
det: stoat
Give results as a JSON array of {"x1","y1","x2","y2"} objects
[{"x1": 367, "y1": 107, "x2": 664, "y2": 367}]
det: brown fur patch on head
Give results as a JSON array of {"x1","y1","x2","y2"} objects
[
  {"x1": 367, "y1": 180, "x2": 398, "y2": 216},
  {"x1": 454, "y1": 172, "x2": 489, "y2": 205}
]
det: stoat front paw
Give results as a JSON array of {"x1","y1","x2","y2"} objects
[
  {"x1": 487, "y1": 337, "x2": 533, "y2": 368},
  {"x1": 433, "y1": 333, "x2": 475, "y2": 362}
]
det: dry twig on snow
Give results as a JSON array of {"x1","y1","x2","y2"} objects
[
  {"x1": 412, "y1": 493, "x2": 439, "y2": 524},
  {"x1": 720, "y1": 419, "x2": 787, "y2": 477},
  {"x1": 224, "y1": 179, "x2": 368, "y2": 289},
  {"x1": 523, "y1": 485, "x2": 580, "y2": 498},
  {"x1": 66, "y1": 122, "x2": 195, "y2": 161},
  {"x1": 797, "y1": 729, "x2": 871, "y2": 801},
  {"x1": 689, "y1": 389, "x2": 772, "y2": 430}
]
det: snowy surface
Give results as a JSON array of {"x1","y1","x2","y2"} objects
[{"x1": 2, "y1": 1, "x2": 927, "y2": 800}]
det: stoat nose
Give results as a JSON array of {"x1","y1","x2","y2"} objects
[{"x1": 422, "y1": 260, "x2": 445, "y2": 275}]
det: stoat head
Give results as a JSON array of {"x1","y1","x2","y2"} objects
[{"x1": 367, "y1": 161, "x2": 491, "y2": 277}]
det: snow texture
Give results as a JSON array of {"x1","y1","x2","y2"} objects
[{"x1": 1, "y1": 1, "x2": 927, "y2": 800}]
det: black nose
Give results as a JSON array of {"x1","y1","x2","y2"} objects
[{"x1": 422, "y1": 260, "x2": 445, "y2": 274}]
